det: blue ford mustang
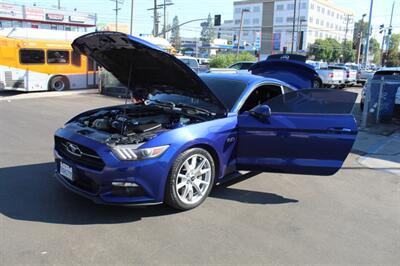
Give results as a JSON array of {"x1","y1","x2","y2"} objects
[{"x1": 54, "y1": 32, "x2": 358, "y2": 210}]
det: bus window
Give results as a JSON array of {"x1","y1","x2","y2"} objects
[
  {"x1": 88, "y1": 58, "x2": 95, "y2": 71},
  {"x1": 71, "y1": 51, "x2": 81, "y2": 67},
  {"x1": 47, "y1": 50, "x2": 69, "y2": 64},
  {"x1": 19, "y1": 49, "x2": 45, "y2": 64}
]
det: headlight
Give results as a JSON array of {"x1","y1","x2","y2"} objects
[{"x1": 111, "y1": 145, "x2": 169, "y2": 161}]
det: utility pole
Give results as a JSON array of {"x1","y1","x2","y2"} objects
[
  {"x1": 342, "y1": 14, "x2": 351, "y2": 63},
  {"x1": 237, "y1": 8, "x2": 250, "y2": 57},
  {"x1": 158, "y1": 0, "x2": 174, "y2": 39},
  {"x1": 58, "y1": 0, "x2": 60, "y2": 9},
  {"x1": 386, "y1": 1, "x2": 395, "y2": 52},
  {"x1": 110, "y1": 0, "x2": 122, "y2": 32},
  {"x1": 291, "y1": 0, "x2": 297, "y2": 53},
  {"x1": 356, "y1": 14, "x2": 366, "y2": 65},
  {"x1": 148, "y1": 0, "x2": 161, "y2": 36},
  {"x1": 363, "y1": 0, "x2": 374, "y2": 65},
  {"x1": 130, "y1": 0, "x2": 134, "y2": 35}
]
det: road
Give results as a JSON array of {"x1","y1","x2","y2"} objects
[{"x1": 0, "y1": 89, "x2": 399, "y2": 265}]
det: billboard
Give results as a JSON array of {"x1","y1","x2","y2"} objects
[{"x1": 0, "y1": 3, "x2": 23, "y2": 19}]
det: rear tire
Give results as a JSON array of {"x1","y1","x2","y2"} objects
[
  {"x1": 48, "y1": 76, "x2": 69, "y2": 91},
  {"x1": 165, "y1": 148, "x2": 215, "y2": 210}
]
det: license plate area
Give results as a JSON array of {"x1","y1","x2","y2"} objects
[{"x1": 59, "y1": 161, "x2": 74, "y2": 181}]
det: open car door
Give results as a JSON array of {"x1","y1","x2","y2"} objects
[{"x1": 237, "y1": 89, "x2": 358, "y2": 175}]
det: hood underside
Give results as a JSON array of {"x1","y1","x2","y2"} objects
[{"x1": 72, "y1": 31, "x2": 226, "y2": 114}]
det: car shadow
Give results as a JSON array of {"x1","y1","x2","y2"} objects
[
  {"x1": 210, "y1": 172, "x2": 299, "y2": 205},
  {"x1": 0, "y1": 163, "x2": 298, "y2": 225}
]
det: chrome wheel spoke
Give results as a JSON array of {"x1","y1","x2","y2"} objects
[
  {"x1": 175, "y1": 153, "x2": 212, "y2": 205},
  {"x1": 191, "y1": 180, "x2": 203, "y2": 196}
]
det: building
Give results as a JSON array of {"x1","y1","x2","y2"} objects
[
  {"x1": 219, "y1": 0, "x2": 354, "y2": 56},
  {"x1": 272, "y1": 0, "x2": 354, "y2": 55},
  {"x1": 0, "y1": 2, "x2": 96, "y2": 32}
]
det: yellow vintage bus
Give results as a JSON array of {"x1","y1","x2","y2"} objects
[{"x1": 0, "y1": 28, "x2": 97, "y2": 91}]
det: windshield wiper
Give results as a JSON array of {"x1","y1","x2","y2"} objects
[
  {"x1": 175, "y1": 103, "x2": 215, "y2": 116},
  {"x1": 145, "y1": 99, "x2": 176, "y2": 109}
]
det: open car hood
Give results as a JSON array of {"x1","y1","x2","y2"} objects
[
  {"x1": 249, "y1": 54, "x2": 319, "y2": 90},
  {"x1": 72, "y1": 31, "x2": 226, "y2": 114}
]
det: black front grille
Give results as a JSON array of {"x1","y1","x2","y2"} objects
[{"x1": 55, "y1": 136, "x2": 105, "y2": 171}]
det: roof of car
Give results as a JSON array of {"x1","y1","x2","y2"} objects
[
  {"x1": 199, "y1": 73, "x2": 297, "y2": 90},
  {"x1": 378, "y1": 67, "x2": 400, "y2": 72}
]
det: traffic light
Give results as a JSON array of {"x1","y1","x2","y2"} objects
[
  {"x1": 214, "y1": 15, "x2": 221, "y2": 26},
  {"x1": 379, "y1": 24, "x2": 384, "y2": 34},
  {"x1": 388, "y1": 28, "x2": 392, "y2": 35}
]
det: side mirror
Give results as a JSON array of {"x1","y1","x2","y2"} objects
[{"x1": 250, "y1": 105, "x2": 271, "y2": 121}]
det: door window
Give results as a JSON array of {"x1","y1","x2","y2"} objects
[
  {"x1": 71, "y1": 51, "x2": 81, "y2": 67},
  {"x1": 240, "y1": 84, "x2": 283, "y2": 113},
  {"x1": 19, "y1": 49, "x2": 45, "y2": 64},
  {"x1": 265, "y1": 89, "x2": 357, "y2": 114}
]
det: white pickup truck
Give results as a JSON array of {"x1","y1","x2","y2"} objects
[{"x1": 316, "y1": 66, "x2": 346, "y2": 88}]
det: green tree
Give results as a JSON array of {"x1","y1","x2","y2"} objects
[
  {"x1": 353, "y1": 19, "x2": 368, "y2": 46},
  {"x1": 342, "y1": 40, "x2": 356, "y2": 62},
  {"x1": 200, "y1": 13, "x2": 215, "y2": 46},
  {"x1": 386, "y1": 33, "x2": 400, "y2": 67},
  {"x1": 209, "y1": 52, "x2": 256, "y2": 68},
  {"x1": 170, "y1": 16, "x2": 181, "y2": 50},
  {"x1": 368, "y1": 37, "x2": 381, "y2": 65},
  {"x1": 308, "y1": 38, "x2": 342, "y2": 62}
]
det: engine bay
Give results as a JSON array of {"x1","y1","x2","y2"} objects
[{"x1": 70, "y1": 105, "x2": 206, "y2": 145}]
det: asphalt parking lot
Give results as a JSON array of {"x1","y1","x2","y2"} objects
[{"x1": 1, "y1": 89, "x2": 399, "y2": 265}]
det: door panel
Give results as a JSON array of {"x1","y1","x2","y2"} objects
[{"x1": 236, "y1": 89, "x2": 358, "y2": 176}]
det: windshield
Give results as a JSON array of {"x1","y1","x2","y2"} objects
[
  {"x1": 200, "y1": 77, "x2": 248, "y2": 110},
  {"x1": 148, "y1": 93, "x2": 219, "y2": 114}
]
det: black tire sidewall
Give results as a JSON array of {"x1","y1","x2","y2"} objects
[
  {"x1": 49, "y1": 76, "x2": 69, "y2": 91},
  {"x1": 165, "y1": 148, "x2": 215, "y2": 210}
]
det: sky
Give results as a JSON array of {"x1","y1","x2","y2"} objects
[{"x1": 10, "y1": 0, "x2": 400, "y2": 39}]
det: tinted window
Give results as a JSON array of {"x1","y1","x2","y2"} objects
[
  {"x1": 240, "y1": 63, "x2": 254, "y2": 70},
  {"x1": 19, "y1": 49, "x2": 45, "y2": 64},
  {"x1": 229, "y1": 63, "x2": 241, "y2": 70},
  {"x1": 71, "y1": 51, "x2": 81, "y2": 67},
  {"x1": 241, "y1": 85, "x2": 282, "y2": 112},
  {"x1": 201, "y1": 77, "x2": 247, "y2": 110},
  {"x1": 47, "y1": 50, "x2": 69, "y2": 64},
  {"x1": 265, "y1": 89, "x2": 357, "y2": 114}
]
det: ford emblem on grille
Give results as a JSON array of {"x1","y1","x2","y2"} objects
[{"x1": 66, "y1": 142, "x2": 82, "y2": 157}]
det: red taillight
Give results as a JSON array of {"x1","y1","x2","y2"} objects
[{"x1": 329, "y1": 72, "x2": 334, "y2": 78}]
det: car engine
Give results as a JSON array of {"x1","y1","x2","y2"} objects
[{"x1": 70, "y1": 105, "x2": 204, "y2": 145}]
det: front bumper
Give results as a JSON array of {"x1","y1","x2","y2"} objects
[{"x1": 53, "y1": 129, "x2": 174, "y2": 205}]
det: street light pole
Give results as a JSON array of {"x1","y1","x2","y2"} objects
[
  {"x1": 130, "y1": 0, "x2": 134, "y2": 35},
  {"x1": 363, "y1": 0, "x2": 374, "y2": 65},
  {"x1": 291, "y1": 0, "x2": 297, "y2": 53},
  {"x1": 236, "y1": 8, "x2": 249, "y2": 57}
]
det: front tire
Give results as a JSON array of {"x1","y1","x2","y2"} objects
[{"x1": 165, "y1": 148, "x2": 215, "y2": 210}]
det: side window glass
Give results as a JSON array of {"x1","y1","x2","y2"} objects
[
  {"x1": 230, "y1": 63, "x2": 241, "y2": 70},
  {"x1": 47, "y1": 50, "x2": 69, "y2": 64},
  {"x1": 265, "y1": 89, "x2": 357, "y2": 114},
  {"x1": 71, "y1": 51, "x2": 81, "y2": 67},
  {"x1": 19, "y1": 49, "x2": 45, "y2": 64},
  {"x1": 240, "y1": 85, "x2": 283, "y2": 113}
]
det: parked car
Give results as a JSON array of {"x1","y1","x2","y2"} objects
[
  {"x1": 360, "y1": 67, "x2": 400, "y2": 117},
  {"x1": 176, "y1": 56, "x2": 202, "y2": 73},
  {"x1": 54, "y1": 32, "x2": 358, "y2": 210},
  {"x1": 315, "y1": 66, "x2": 346, "y2": 88},
  {"x1": 332, "y1": 65, "x2": 357, "y2": 87},
  {"x1": 228, "y1": 61, "x2": 256, "y2": 74},
  {"x1": 356, "y1": 66, "x2": 375, "y2": 85}
]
